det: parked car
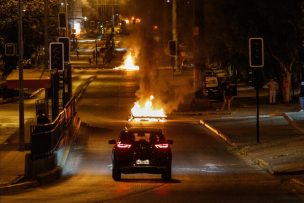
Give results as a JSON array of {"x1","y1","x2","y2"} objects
[
  {"x1": 205, "y1": 75, "x2": 223, "y2": 100},
  {"x1": 108, "y1": 127, "x2": 173, "y2": 181},
  {"x1": 181, "y1": 58, "x2": 194, "y2": 70},
  {"x1": 205, "y1": 75, "x2": 237, "y2": 101}
]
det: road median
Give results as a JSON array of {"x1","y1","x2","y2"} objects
[{"x1": 200, "y1": 112, "x2": 304, "y2": 187}]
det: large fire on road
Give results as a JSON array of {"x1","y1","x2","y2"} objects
[
  {"x1": 129, "y1": 96, "x2": 167, "y2": 122},
  {"x1": 114, "y1": 53, "x2": 139, "y2": 71}
]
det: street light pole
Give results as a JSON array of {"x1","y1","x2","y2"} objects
[
  {"x1": 112, "y1": 0, "x2": 115, "y2": 35},
  {"x1": 44, "y1": 0, "x2": 49, "y2": 69},
  {"x1": 18, "y1": 0, "x2": 25, "y2": 150},
  {"x1": 44, "y1": 0, "x2": 49, "y2": 116},
  {"x1": 95, "y1": 40, "x2": 98, "y2": 65},
  {"x1": 172, "y1": 0, "x2": 178, "y2": 72},
  {"x1": 65, "y1": 0, "x2": 68, "y2": 37}
]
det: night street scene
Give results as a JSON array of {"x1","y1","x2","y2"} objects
[{"x1": 1, "y1": 0, "x2": 304, "y2": 202}]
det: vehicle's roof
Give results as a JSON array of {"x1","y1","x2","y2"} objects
[{"x1": 122, "y1": 127, "x2": 162, "y2": 133}]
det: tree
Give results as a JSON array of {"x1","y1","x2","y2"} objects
[
  {"x1": 200, "y1": 0, "x2": 303, "y2": 103},
  {"x1": 0, "y1": 0, "x2": 60, "y2": 66}
]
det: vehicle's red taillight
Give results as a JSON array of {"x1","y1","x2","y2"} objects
[
  {"x1": 117, "y1": 142, "x2": 132, "y2": 149},
  {"x1": 155, "y1": 143, "x2": 169, "y2": 149}
]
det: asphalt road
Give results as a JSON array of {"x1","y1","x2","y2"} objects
[{"x1": 1, "y1": 69, "x2": 303, "y2": 203}]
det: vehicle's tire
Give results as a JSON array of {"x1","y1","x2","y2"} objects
[
  {"x1": 112, "y1": 164, "x2": 121, "y2": 181},
  {"x1": 161, "y1": 165, "x2": 171, "y2": 181}
]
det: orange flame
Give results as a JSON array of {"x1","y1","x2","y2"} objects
[
  {"x1": 114, "y1": 53, "x2": 139, "y2": 71},
  {"x1": 130, "y1": 96, "x2": 166, "y2": 121}
]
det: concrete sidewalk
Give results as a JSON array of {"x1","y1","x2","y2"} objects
[{"x1": 199, "y1": 103, "x2": 304, "y2": 187}]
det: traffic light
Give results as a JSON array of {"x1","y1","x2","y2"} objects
[
  {"x1": 249, "y1": 38, "x2": 264, "y2": 68},
  {"x1": 58, "y1": 37, "x2": 70, "y2": 62},
  {"x1": 49, "y1": 42, "x2": 64, "y2": 71},
  {"x1": 58, "y1": 13, "x2": 66, "y2": 28},
  {"x1": 5, "y1": 43, "x2": 16, "y2": 56},
  {"x1": 168, "y1": 40, "x2": 176, "y2": 56}
]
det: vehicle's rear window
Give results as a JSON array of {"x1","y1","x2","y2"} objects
[{"x1": 120, "y1": 132, "x2": 165, "y2": 143}]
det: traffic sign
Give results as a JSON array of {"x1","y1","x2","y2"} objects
[
  {"x1": 249, "y1": 38, "x2": 264, "y2": 68},
  {"x1": 58, "y1": 37, "x2": 70, "y2": 62},
  {"x1": 49, "y1": 42, "x2": 64, "y2": 71}
]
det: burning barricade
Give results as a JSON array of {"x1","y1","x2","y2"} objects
[
  {"x1": 114, "y1": 53, "x2": 139, "y2": 71},
  {"x1": 129, "y1": 95, "x2": 167, "y2": 122}
]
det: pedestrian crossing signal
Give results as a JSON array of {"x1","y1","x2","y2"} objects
[
  {"x1": 249, "y1": 38, "x2": 264, "y2": 68},
  {"x1": 49, "y1": 42, "x2": 64, "y2": 71}
]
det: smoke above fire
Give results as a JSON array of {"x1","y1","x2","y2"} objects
[
  {"x1": 79, "y1": 0, "x2": 90, "y2": 8},
  {"x1": 135, "y1": 70, "x2": 193, "y2": 114},
  {"x1": 79, "y1": 0, "x2": 98, "y2": 16},
  {"x1": 128, "y1": 27, "x2": 193, "y2": 114}
]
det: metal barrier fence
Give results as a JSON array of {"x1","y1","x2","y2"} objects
[{"x1": 30, "y1": 96, "x2": 76, "y2": 159}]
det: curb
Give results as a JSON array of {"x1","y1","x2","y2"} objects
[
  {"x1": 199, "y1": 119, "x2": 236, "y2": 147},
  {"x1": 0, "y1": 180, "x2": 38, "y2": 195},
  {"x1": 74, "y1": 76, "x2": 96, "y2": 101},
  {"x1": 200, "y1": 117, "x2": 304, "y2": 189},
  {"x1": 172, "y1": 111, "x2": 231, "y2": 116},
  {"x1": 290, "y1": 178, "x2": 304, "y2": 187},
  {"x1": 36, "y1": 166, "x2": 62, "y2": 185},
  {"x1": 58, "y1": 116, "x2": 81, "y2": 167},
  {"x1": 283, "y1": 113, "x2": 304, "y2": 134},
  {"x1": 199, "y1": 119, "x2": 298, "y2": 174},
  {"x1": 199, "y1": 119, "x2": 274, "y2": 175},
  {"x1": 254, "y1": 158, "x2": 274, "y2": 174},
  {"x1": 0, "y1": 88, "x2": 44, "y2": 104},
  {"x1": 28, "y1": 88, "x2": 44, "y2": 98}
]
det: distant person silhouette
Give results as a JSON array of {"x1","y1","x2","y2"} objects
[
  {"x1": 267, "y1": 78, "x2": 279, "y2": 104},
  {"x1": 221, "y1": 81, "x2": 233, "y2": 111}
]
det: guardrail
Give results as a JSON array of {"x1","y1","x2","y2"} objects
[{"x1": 30, "y1": 96, "x2": 76, "y2": 159}]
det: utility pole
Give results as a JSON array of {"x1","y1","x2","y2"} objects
[
  {"x1": 192, "y1": 0, "x2": 197, "y2": 56},
  {"x1": 65, "y1": 0, "x2": 68, "y2": 37},
  {"x1": 192, "y1": 0, "x2": 203, "y2": 92},
  {"x1": 44, "y1": 0, "x2": 49, "y2": 69},
  {"x1": 162, "y1": 0, "x2": 168, "y2": 45},
  {"x1": 18, "y1": 0, "x2": 25, "y2": 150},
  {"x1": 112, "y1": 0, "x2": 115, "y2": 35},
  {"x1": 172, "y1": 0, "x2": 178, "y2": 72},
  {"x1": 44, "y1": 0, "x2": 49, "y2": 117}
]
